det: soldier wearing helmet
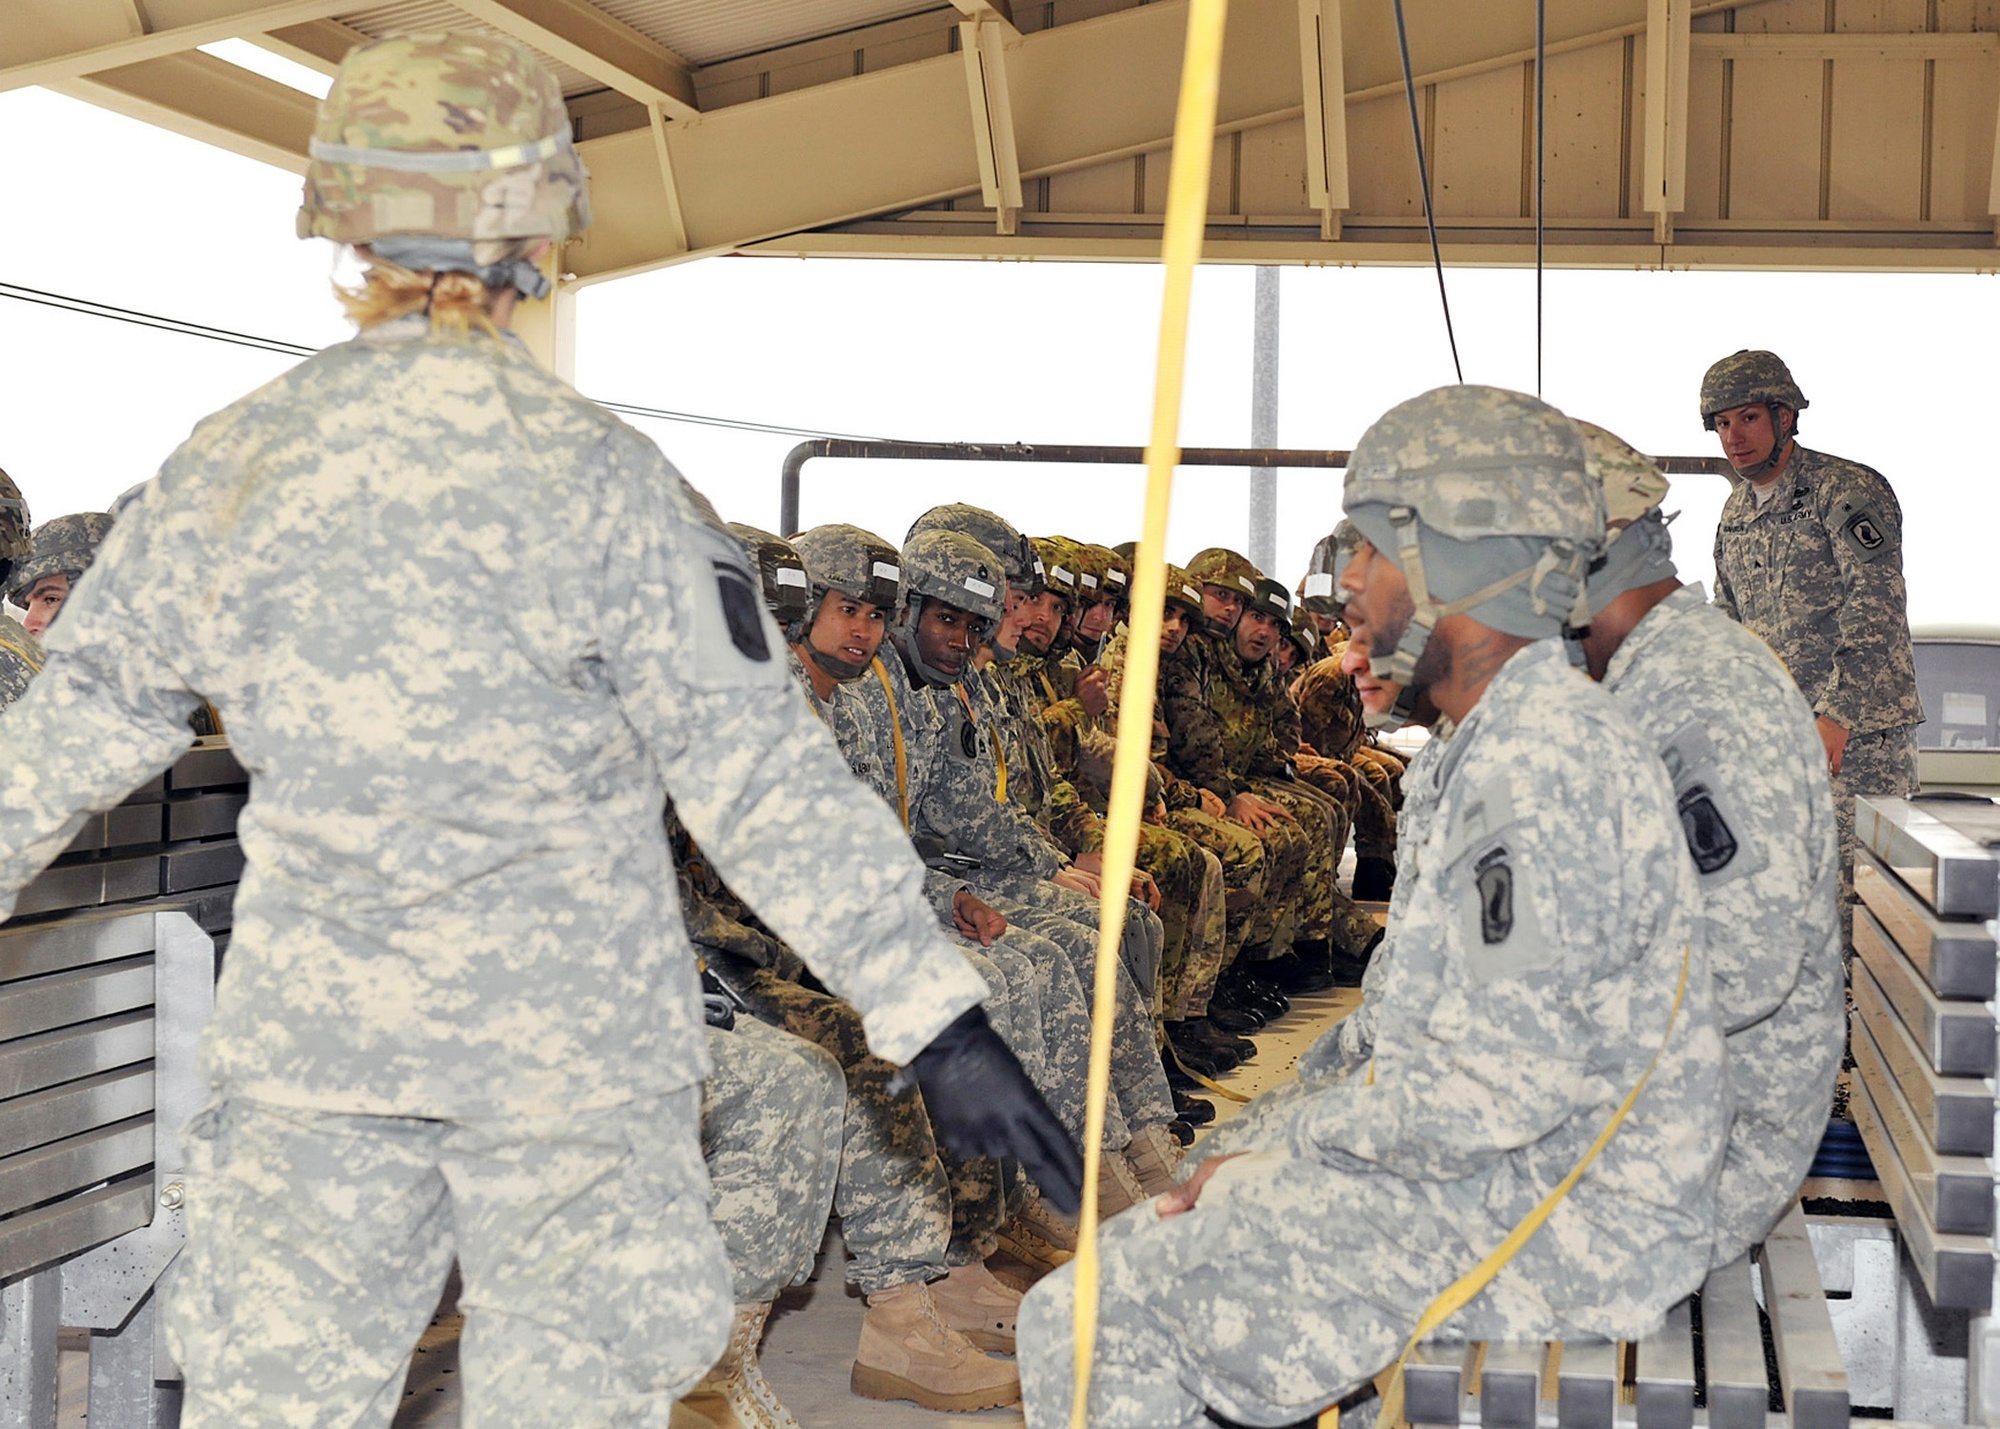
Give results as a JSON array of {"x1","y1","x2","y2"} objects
[
  {"x1": 10, "y1": 512, "x2": 116, "y2": 640},
  {"x1": 0, "y1": 34, "x2": 1079, "y2": 1425},
  {"x1": 1018, "y1": 387, "x2": 1730, "y2": 1429},
  {"x1": 1700, "y1": 350, "x2": 1921, "y2": 952},
  {"x1": 0, "y1": 469, "x2": 40, "y2": 711},
  {"x1": 1571, "y1": 418, "x2": 1842, "y2": 1269}
]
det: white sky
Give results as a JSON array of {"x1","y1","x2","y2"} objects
[{"x1": 4, "y1": 74, "x2": 1997, "y2": 626}]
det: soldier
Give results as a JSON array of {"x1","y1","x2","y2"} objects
[
  {"x1": 0, "y1": 34, "x2": 1079, "y2": 1427},
  {"x1": 685, "y1": 1017, "x2": 846, "y2": 1429},
  {"x1": 1701, "y1": 350, "x2": 1922, "y2": 947},
  {"x1": 0, "y1": 469, "x2": 40, "y2": 710},
  {"x1": 1572, "y1": 419, "x2": 1843, "y2": 1266},
  {"x1": 1017, "y1": 386, "x2": 1729, "y2": 1429},
  {"x1": 10, "y1": 511, "x2": 119, "y2": 639}
]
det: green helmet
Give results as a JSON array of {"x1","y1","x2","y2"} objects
[
  {"x1": 298, "y1": 33, "x2": 591, "y2": 251},
  {"x1": 1283, "y1": 616, "x2": 1320, "y2": 666},
  {"x1": 1095, "y1": 545, "x2": 1132, "y2": 609},
  {"x1": 1162, "y1": 563, "x2": 1204, "y2": 619},
  {"x1": 0, "y1": 469, "x2": 29, "y2": 593},
  {"x1": 8, "y1": 512, "x2": 115, "y2": 609},
  {"x1": 1575, "y1": 420, "x2": 1679, "y2": 618},
  {"x1": 790, "y1": 523, "x2": 900, "y2": 682},
  {"x1": 908, "y1": 504, "x2": 1040, "y2": 596},
  {"x1": 1343, "y1": 385, "x2": 1602, "y2": 726},
  {"x1": 1031, "y1": 537, "x2": 1082, "y2": 605},
  {"x1": 1250, "y1": 577, "x2": 1292, "y2": 630},
  {"x1": 1184, "y1": 547, "x2": 1261, "y2": 598},
  {"x1": 1699, "y1": 349, "x2": 1808, "y2": 431},
  {"x1": 727, "y1": 523, "x2": 811, "y2": 631}
]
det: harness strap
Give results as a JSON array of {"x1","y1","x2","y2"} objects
[{"x1": 868, "y1": 657, "x2": 911, "y2": 830}]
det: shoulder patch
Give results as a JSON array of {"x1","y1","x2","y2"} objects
[
  {"x1": 1839, "y1": 506, "x2": 1890, "y2": 563},
  {"x1": 682, "y1": 516, "x2": 785, "y2": 691},
  {"x1": 1474, "y1": 846, "x2": 1514, "y2": 944}
]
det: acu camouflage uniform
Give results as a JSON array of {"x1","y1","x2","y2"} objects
[
  {"x1": 0, "y1": 470, "x2": 35, "y2": 710},
  {"x1": 1710, "y1": 445, "x2": 1922, "y2": 946},
  {"x1": 0, "y1": 317, "x2": 989, "y2": 1424},
  {"x1": 1020, "y1": 642, "x2": 1730, "y2": 1428}
]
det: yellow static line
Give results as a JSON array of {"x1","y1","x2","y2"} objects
[{"x1": 1069, "y1": 1, "x2": 1231, "y2": 1425}]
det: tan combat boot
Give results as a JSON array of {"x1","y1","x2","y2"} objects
[
  {"x1": 995, "y1": 1187, "x2": 1077, "y2": 1275},
  {"x1": 1124, "y1": 1123, "x2": 1186, "y2": 1197},
  {"x1": 850, "y1": 1279, "x2": 1021, "y2": 1411},
  {"x1": 1096, "y1": 1144, "x2": 1151, "y2": 1217},
  {"x1": 677, "y1": 1301, "x2": 800, "y2": 1429},
  {"x1": 929, "y1": 1259, "x2": 1024, "y2": 1353}
]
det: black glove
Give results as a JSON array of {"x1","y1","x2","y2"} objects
[{"x1": 900, "y1": 1006, "x2": 1085, "y2": 1216}]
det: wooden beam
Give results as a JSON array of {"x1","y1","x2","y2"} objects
[
  {"x1": 949, "y1": 0, "x2": 1016, "y2": 29},
  {"x1": 960, "y1": 19, "x2": 1024, "y2": 235},
  {"x1": 49, "y1": 47, "x2": 315, "y2": 172},
  {"x1": 1642, "y1": 0, "x2": 1691, "y2": 245},
  {"x1": 1688, "y1": 33, "x2": 1999, "y2": 60},
  {"x1": 447, "y1": 0, "x2": 699, "y2": 120},
  {"x1": 0, "y1": 0, "x2": 353, "y2": 92},
  {"x1": 1297, "y1": 0, "x2": 1349, "y2": 240},
  {"x1": 252, "y1": 17, "x2": 367, "y2": 74}
]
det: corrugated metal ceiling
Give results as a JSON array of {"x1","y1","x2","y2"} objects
[{"x1": 337, "y1": 3, "x2": 595, "y2": 92}]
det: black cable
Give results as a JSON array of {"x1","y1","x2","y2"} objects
[
  {"x1": 0, "y1": 280, "x2": 887, "y2": 442},
  {"x1": 1535, "y1": 0, "x2": 1547, "y2": 397},
  {"x1": 1390, "y1": 0, "x2": 1463, "y2": 384}
]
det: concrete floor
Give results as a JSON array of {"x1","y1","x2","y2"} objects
[{"x1": 52, "y1": 983, "x2": 1363, "y2": 1429}]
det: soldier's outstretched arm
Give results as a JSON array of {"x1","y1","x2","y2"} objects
[
  {"x1": 0, "y1": 510, "x2": 202, "y2": 919},
  {"x1": 600, "y1": 436, "x2": 990, "y2": 1067}
]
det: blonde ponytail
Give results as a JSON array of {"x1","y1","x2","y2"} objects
[{"x1": 336, "y1": 256, "x2": 507, "y2": 339}]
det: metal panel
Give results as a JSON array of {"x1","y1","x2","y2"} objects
[
  {"x1": 1476, "y1": 1340, "x2": 1542, "y2": 1428},
  {"x1": 0, "y1": 1118, "x2": 152, "y2": 1220},
  {"x1": 1847, "y1": 1063, "x2": 1994, "y2": 1310},
  {"x1": 61, "y1": 805, "x2": 164, "y2": 856},
  {"x1": 0, "y1": 912, "x2": 156, "y2": 986},
  {"x1": 1857, "y1": 796, "x2": 2000, "y2": 920},
  {"x1": 0, "y1": 957, "x2": 154, "y2": 1045},
  {"x1": 1757, "y1": 1204, "x2": 1852, "y2": 1429},
  {"x1": 0, "y1": 1171, "x2": 153, "y2": 1281},
  {"x1": 1849, "y1": 1005, "x2": 1995, "y2": 1235},
  {"x1": 1404, "y1": 1341, "x2": 1469, "y2": 1426},
  {"x1": 162, "y1": 841, "x2": 244, "y2": 894},
  {"x1": 167, "y1": 743, "x2": 246, "y2": 791},
  {"x1": 0, "y1": 1065, "x2": 153, "y2": 1162},
  {"x1": 11, "y1": 856, "x2": 161, "y2": 919},
  {"x1": 1702, "y1": 1258, "x2": 1770, "y2": 1429},
  {"x1": 0, "y1": 1014, "x2": 155, "y2": 1104},
  {"x1": 165, "y1": 793, "x2": 245, "y2": 842},
  {"x1": 1852, "y1": 956, "x2": 1995, "y2": 1156},
  {"x1": 1855, "y1": 847, "x2": 1997, "y2": 1000},
  {"x1": 1634, "y1": 1299, "x2": 1695, "y2": 1429},
  {"x1": 1855, "y1": 905, "x2": 1997, "y2": 1076},
  {"x1": 1555, "y1": 1338, "x2": 1617, "y2": 1429}
]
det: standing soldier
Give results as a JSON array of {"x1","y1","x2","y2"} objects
[
  {"x1": 0, "y1": 470, "x2": 40, "y2": 709},
  {"x1": 0, "y1": 34, "x2": 1077, "y2": 1427},
  {"x1": 1702, "y1": 350, "x2": 1923, "y2": 947}
]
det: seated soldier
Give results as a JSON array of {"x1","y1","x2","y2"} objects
[
  {"x1": 10, "y1": 512, "x2": 118, "y2": 639},
  {"x1": 1570, "y1": 419, "x2": 1842, "y2": 1266},
  {"x1": 0, "y1": 470, "x2": 41, "y2": 709},
  {"x1": 1017, "y1": 387, "x2": 1728, "y2": 1429}
]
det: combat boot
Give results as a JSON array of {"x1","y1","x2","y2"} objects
[
  {"x1": 1187, "y1": 1015, "x2": 1255, "y2": 1066},
  {"x1": 1329, "y1": 928, "x2": 1384, "y2": 988},
  {"x1": 1165, "y1": 1020, "x2": 1233, "y2": 1076},
  {"x1": 851, "y1": 1280, "x2": 1021, "y2": 1411},
  {"x1": 1172, "y1": 1086, "x2": 1216, "y2": 1125},
  {"x1": 997, "y1": 1187, "x2": 1077, "y2": 1274},
  {"x1": 1125, "y1": 1123, "x2": 1185, "y2": 1196},
  {"x1": 678, "y1": 1301, "x2": 801, "y2": 1429},
  {"x1": 1351, "y1": 855, "x2": 1397, "y2": 902},
  {"x1": 1269, "y1": 942, "x2": 1338, "y2": 993},
  {"x1": 930, "y1": 1260, "x2": 1023, "y2": 1352},
  {"x1": 1096, "y1": 1144, "x2": 1151, "y2": 1216}
]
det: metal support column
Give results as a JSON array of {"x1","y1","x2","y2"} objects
[
  {"x1": 1247, "y1": 266, "x2": 1280, "y2": 574},
  {"x1": 0, "y1": 1270, "x2": 59, "y2": 1428}
]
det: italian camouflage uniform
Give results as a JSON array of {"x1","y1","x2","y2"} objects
[
  {"x1": 1293, "y1": 652, "x2": 1401, "y2": 863},
  {"x1": 701, "y1": 1019, "x2": 845, "y2": 1303},
  {"x1": 0, "y1": 614, "x2": 41, "y2": 711},
  {"x1": 0, "y1": 316, "x2": 991, "y2": 1426},
  {"x1": 1711, "y1": 446, "x2": 1924, "y2": 946},
  {"x1": 1020, "y1": 641, "x2": 1729, "y2": 1428},
  {"x1": 1602, "y1": 584, "x2": 1843, "y2": 1264}
]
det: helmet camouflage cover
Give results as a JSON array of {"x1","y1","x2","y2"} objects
[
  {"x1": 726, "y1": 523, "x2": 811, "y2": 629},
  {"x1": 1094, "y1": 545, "x2": 1132, "y2": 607},
  {"x1": 1699, "y1": 350, "x2": 1808, "y2": 430},
  {"x1": 8, "y1": 512, "x2": 115, "y2": 608},
  {"x1": 1031, "y1": 536, "x2": 1082, "y2": 605},
  {"x1": 298, "y1": 32, "x2": 591, "y2": 248},
  {"x1": 791, "y1": 524, "x2": 902, "y2": 612},
  {"x1": 908, "y1": 504, "x2": 1039, "y2": 596},
  {"x1": 1184, "y1": 547, "x2": 1262, "y2": 598},
  {"x1": 1250, "y1": 576, "x2": 1292, "y2": 629},
  {"x1": 1299, "y1": 521, "x2": 1361, "y2": 615},
  {"x1": 0, "y1": 469, "x2": 28, "y2": 590},
  {"x1": 898, "y1": 529, "x2": 1006, "y2": 626},
  {"x1": 1162, "y1": 563, "x2": 1203, "y2": 618},
  {"x1": 1573, "y1": 420, "x2": 1670, "y2": 534}
]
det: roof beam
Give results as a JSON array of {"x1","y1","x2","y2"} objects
[
  {"x1": 1297, "y1": 0, "x2": 1349, "y2": 241},
  {"x1": 960, "y1": 19, "x2": 1023, "y2": 235},
  {"x1": 49, "y1": 47, "x2": 315, "y2": 172},
  {"x1": 0, "y1": 0, "x2": 354, "y2": 92},
  {"x1": 253, "y1": 17, "x2": 369, "y2": 74},
  {"x1": 948, "y1": 0, "x2": 1016, "y2": 30},
  {"x1": 1642, "y1": 0, "x2": 1691, "y2": 246},
  {"x1": 447, "y1": 0, "x2": 699, "y2": 121}
]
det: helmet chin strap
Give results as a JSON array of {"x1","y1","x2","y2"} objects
[
  {"x1": 805, "y1": 636, "x2": 868, "y2": 682},
  {"x1": 891, "y1": 600, "x2": 965, "y2": 688},
  {"x1": 1726, "y1": 404, "x2": 1794, "y2": 481}
]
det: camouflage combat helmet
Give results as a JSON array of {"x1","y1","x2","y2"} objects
[
  {"x1": 1250, "y1": 577, "x2": 1293, "y2": 630},
  {"x1": 7, "y1": 512, "x2": 116, "y2": 609},
  {"x1": 1699, "y1": 349, "x2": 1807, "y2": 479},
  {"x1": 908, "y1": 505, "x2": 1040, "y2": 596},
  {"x1": 1066, "y1": 543, "x2": 1111, "y2": 603},
  {"x1": 1095, "y1": 545, "x2": 1132, "y2": 609},
  {"x1": 1184, "y1": 547, "x2": 1262, "y2": 633},
  {"x1": 727, "y1": 524, "x2": 812, "y2": 631},
  {"x1": 298, "y1": 33, "x2": 591, "y2": 251},
  {"x1": 1343, "y1": 385, "x2": 1603, "y2": 726},
  {"x1": 1575, "y1": 421, "x2": 1679, "y2": 618},
  {"x1": 0, "y1": 469, "x2": 28, "y2": 593},
  {"x1": 1283, "y1": 615, "x2": 1320, "y2": 666},
  {"x1": 1299, "y1": 521, "x2": 1361, "y2": 616},
  {"x1": 1162, "y1": 563, "x2": 1203, "y2": 619},
  {"x1": 895, "y1": 529, "x2": 1005, "y2": 687},
  {"x1": 790, "y1": 524, "x2": 902, "y2": 681}
]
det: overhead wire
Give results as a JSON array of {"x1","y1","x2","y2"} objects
[
  {"x1": 1390, "y1": 0, "x2": 1464, "y2": 384},
  {"x1": 0, "y1": 279, "x2": 889, "y2": 443},
  {"x1": 1535, "y1": 0, "x2": 1547, "y2": 396}
]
